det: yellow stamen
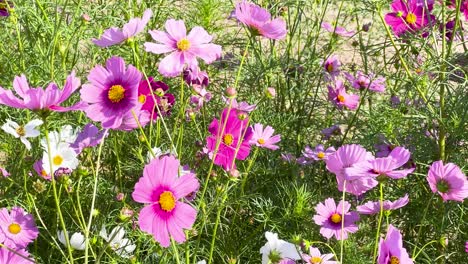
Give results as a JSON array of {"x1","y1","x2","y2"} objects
[
  {"x1": 177, "y1": 38, "x2": 191, "y2": 51},
  {"x1": 330, "y1": 213, "x2": 342, "y2": 224},
  {"x1": 390, "y1": 256, "x2": 400, "y2": 264},
  {"x1": 327, "y1": 63, "x2": 334, "y2": 72},
  {"x1": 138, "y1": 94, "x2": 146, "y2": 104},
  {"x1": 108, "y1": 85, "x2": 126, "y2": 103},
  {"x1": 223, "y1": 134, "x2": 234, "y2": 146},
  {"x1": 16, "y1": 126, "x2": 26, "y2": 137},
  {"x1": 310, "y1": 256, "x2": 322, "y2": 264},
  {"x1": 159, "y1": 191, "x2": 176, "y2": 212},
  {"x1": 337, "y1": 94, "x2": 345, "y2": 103},
  {"x1": 405, "y1": 13, "x2": 417, "y2": 24},
  {"x1": 317, "y1": 152, "x2": 325, "y2": 159},
  {"x1": 257, "y1": 138, "x2": 265, "y2": 145},
  {"x1": 8, "y1": 223, "x2": 21, "y2": 234},
  {"x1": 52, "y1": 155, "x2": 63, "y2": 166}
]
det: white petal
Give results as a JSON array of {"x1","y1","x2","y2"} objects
[
  {"x1": 20, "y1": 137, "x2": 32, "y2": 150},
  {"x1": 99, "y1": 226, "x2": 109, "y2": 241},
  {"x1": 2, "y1": 122, "x2": 19, "y2": 138}
]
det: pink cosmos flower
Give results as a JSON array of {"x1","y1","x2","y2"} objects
[
  {"x1": 322, "y1": 22, "x2": 355, "y2": 37},
  {"x1": 184, "y1": 66, "x2": 209, "y2": 87},
  {"x1": 137, "y1": 77, "x2": 175, "y2": 119},
  {"x1": 80, "y1": 56, "x2": 142, "y2": 129},
  {"x1": 384, "y1": 0, "x2": 435, "y2": 37},
  {"x1": 302, "y1": 246, "x2": 337, "y2": 264},
  {"x1": 323, "y1": 55, "x2": 341, "y2": 80},
  {"x1": 249, "y1": 123, "x2": 281, "y2": 150},
  {"x1": 93, "y1": 9, "x2": 152, "y2": 47},
  {"x1": 321, "y1": 124, "x2": 341, "y2": 140},
  {"x1": 234, "y1": 1, "x2": 287, "y2": 40},
  {"x1": 33, "y1": 160, "x2": 51, "y2": 180},
  {"x1": 0, "y1": 71, "x2": 85, "y2": 112},
  {"x1": 427, "y1": 160, "x2": 468, "y2": 202},
  {"x1": 0, "y1": 247, "x2": 33, "y2": 263},
  {"x1": 223, "y1": 97, "x2": 256, "y2": 113},
  {"x1": 0, "y1": 167, "x2": 9, "y2": 178},
  {"x1": 144, "y1": 19, "x2": 222, "y2": 77},
  {"x1": 303, "y1": 144, "x2": 336, "y2": 161},
  {"x1": 190, "y1": 85, "x2": 212, "y2": 110},
  {"x1": 114, "y1": 104, "x2": 150, "y2": 131},
  {"x1": 344, "y1": 71, "x2": 386, "y2": 92},
  {"x1": 357, "y1": 194, "x2": 409, "y2": 215},
  {"x1": 378, "y1": 225, "x2": 413, "y2": 264},
  {"x1": 132, "y1": 156, "x2": 199, "y2": 248},
  {"x1": 70, "y1": 123, "x2": 105, "y2": 154},
  {"x1": 326, "y1": 144, "x2": 378, "y2": 196},
  {"x1": 0, "y1": 207, "x2": 39, "y2": 249},
  {"x1": 205, "y1": 108, "x2": 253, "y2": 170},
  {"x1": 313, "y1": 198, "x2": 360, "y2": 240},
  {"x1": 328, "y1": 79, "x2": 360, "y2": 110}
]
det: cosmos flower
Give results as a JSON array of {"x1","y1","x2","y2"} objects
[
  {"x1": 58, "y1": 231, "x2": 86, "y2": 250},
  {"x1": 184, "y1": 66, "x2": 210, "y2": 87},
  {"x1": 322, "y1": 22, "x2": 355, "y2": 37},
  {"x1": 302, "y1": 144, "x2": 336, "y2": 161},
  {"x1": 0, "y1": 167, "x2": 9, "y2": 178},
  {"x1": 41, "y1": 125, "x2": 78, "y2": 148},
  {"x1": 137, "y1": 77, "x2": 175, "y2": 119},
  {"x1": 249, "y1": 123, "x2": 281, "y2": 150},
  {"x1": 327, "y1": 79, "x2": 360, "y2": 110},
  {"x1": 41, "y1": 141, "x2": 79, "y2": 175},
  {"x1": 100, "y1": 226, "x2": 136, "y2": 258},
  {"x1": 1, "y1": 119, "x2": 43, "y2": 150},
  {"x1": 113, "y1": 104, "x2": 150, "y2": 131},
  {"x1": 0, "y1": 207, "x2": 39, "y2": 249},
  {"x1": 190, "y1": 85, "x2": 212, "y2": 110},
  {"x1": 223, "y1": 97, "x2": 257, "y2": 113},
  {"x1": 70, "y1": 123, "x2": 105, "y2": 154},
  {"x1": 357, "y1": 194, "x2": 409, "y2": 215},
  {"x1": 301, "y1": 246, "x2": 338, "y2": 264},
  {"x1": 323, "y1": 55, "x2": 341, "y2": 80},
  {"x1": 344, "y1": 71, "x2": 386, "y2": 92},
  {"x1": 0, "y1": 247, "x2": 33, "y2": 264},
  {"x1": 234, "y1": 1, "x2": 287, "y2": 40},
  {"x1": 377, "y1": 225, "x2": 413, "y2": 264},
  {"x1": 313, "y1": 198, "x2": 360, "y2": 240},
  {"x1": 145, "y1": 19, "x2": 222, "y2": 77},
  {"x1": 93, "y1": 9, "x2": 152, "y2": 47},
  {"x1": 0, "y1": 71, "x2": 85, "y2": 112},
  {"x1": 132, "y1": 156, "x2": 199, "y2": 247},
  {"x1": 384, "y1": 0, "x2": 435, "y2": 37},
  {"x1": 427, "y1": 160, "x2": 468, "y2": 202},
  {"x1": 80, "y1": 56, "x2": 142, "y2": 129},
  {"x1": 321, "y1": 124, "x2": 342, "y2": 140},
  {"x1": 259, "y1": 232, "x2": 300, "y2": 264},
  {"x1": 33, "y1": 160, "x2": 51, "y2": 180}
]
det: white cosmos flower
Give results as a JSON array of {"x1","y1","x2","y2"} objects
[
  {"x1": 1, "y1": 119, "x2": 43, "y2": 150},
  {"x1": 58, "y1": 231, "x2": 86, "y2": 250},
  {"x1": 100, "y1": 226, "x2": 136, "y2": 258},
  {"x1": 260, "y1": 232, "x2": 300, "y2": 264},
  {"x1": 42, "y1": 142, "x2": 78, "y2": 175},
  {"x1": 41, "y1": 125, "x2": 79, "y2": 149}
]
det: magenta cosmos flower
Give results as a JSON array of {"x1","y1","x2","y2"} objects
[
  {"x1": 427, "y1": 160, "x2": 468, "y2": 202},
  {"x1": 328, "y1": 79, "x2": 360, "y2": 110},
  {"x1": 313, "y1": 198, "x2": 360, "y2": 240},
  {"x1": 80, "y1": 56, "x2": 142, "y2": 129},
  {"x1": 144, "y1": 19, "x2": 222, "y2": 77},
  {"x1": 132, "y1": 156, "x2": 199, "y2": 248},
  {"x1": 205, "y1": 108, "x2": 253, "y2": 170},
  {"x1": 0, "y1": 247, "x2": 33, "y2": 264},
  {"x1": 249, "y1": 123, "x2": 281, "y2": 150},
  {"x1": 93, "y1": 9, "x2": 152, "y2": 47},
  {"x1": 326, "y1": 144, "x2": 378, "y2": 196},
  {"x1": 234, "y1": 1, "x2": 287, "y2": 40},
  {"x1": 303, "y1": 144, "x2": 336, "y2": 161},
  {"x1": 384, "y1": 0, "x2": 435, "y2": 37},
  {"x1": 344, "y1": 71, "x2": 386, "y2": 92},
  {"x1": 357, "y1": 194, "x2": 409, "y2": 215},
  {"x1": 137, "y1": 77, "x2": 175, "y2": 119},
  {"x1": 0, "y1": 71, "x2": 85, "y2": 112},
  {"x1": 378, "y1": 225, "x2": 413, "y2": 264},
  {"x1": 323, "y1": 55, "x2": 341, "y2": 80},
  {"x1": 322, "y1": 22, "x2": 355, "y2": 37},
  {"x1": 302, "y1": 247, "x2": 337, "y2": 264},
  {"x1": 0, "y1": 207, "x2": 39, "y2": 249}
]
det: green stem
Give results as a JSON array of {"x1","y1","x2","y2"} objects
[
  {"x1": 412, "y1": 194, "x2": 435, "y2": 256},
  {"x1": 339, "y1": 180, "x2": 346, "y2": 264},
  {"x1": 171, "y1": 238, "x2": 182, "y2": 264},
  {"x1": 372, "y1": 183, "x2": 385, "y2": 262}
]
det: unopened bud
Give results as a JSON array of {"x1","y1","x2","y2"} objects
[{"x1": 225, "y1": 87, "x2": 237, "y2": 98}]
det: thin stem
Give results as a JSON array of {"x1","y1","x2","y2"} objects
[
  {"x1": 373, "y1": 183, "x2": 385, "y2": 262},
  {"x1": 171, "y1": 238, "x2": 182, "y2": 264},
  {"x1": 339, "y1": 180, "x2": 346, "y2": 264},
  {"x1": 412, "y1": 194, "x2": 435, "y2": 256}
]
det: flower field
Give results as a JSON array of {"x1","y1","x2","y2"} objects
[{"x1": 0, "y1": 0, "x2": 467, "y2": 263}]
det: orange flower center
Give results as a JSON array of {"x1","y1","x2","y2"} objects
[
  {"x1": 159, "y1": 191, "x2": 176, "y2": 212},
  {"x1": 223, "y1": 134, "x2": 234, "y2": 146},
  {"x1": 177, "y1": 38, "x2": 191, "y2": 51},
  {"x1": 390, "y1": 256, "x2": 400, "y2": 264},
  {"x1": 330, "y1": 213, "x2": 342, "y2": 224},
  {"x1": 257, "y1": 138, "x2": 265, "y2": 145},
  {"x1": 337, "y1": 94, "x2": 345, "y2": 102},
  {"x1": 108, "y1": 85, "x2": 126, "y2": 103},
  {"x1": 310, "y1": 256, "x2": 322, "y2": 264},
  {"x1": 327, "y1": 63, "x2": 334, "y2": 72},
  {"x1": 405, "y1": 13, "x2": 417, "y2": 24},
  {"x1": 53, "y1": 155, "x2": 63, "y2": 166},
  {"x1": 317, "y1": 152, "x2": 325, "y2": 159},
  {"x1": 8, "y1": 223, "x2": 21, "y2": 234},
  {"x1": 138, "y1": 94, "x2": 146, "y2": 104}
]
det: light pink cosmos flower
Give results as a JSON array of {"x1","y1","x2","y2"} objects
[
  {"x1": 249, "y1": 123, "x2": 281, "y2": 150},
  {"x1": 326, "y1": 144, "x2": 378, "y2": 196},
  {"x1": 313, "y1": 198, "x2": 360, "y2": 240},
  {"x1": 322, "y1": 22, "x2": 355, "y2": 37},
  {"x1": 93, "y1": 9, "x2": 152, "y2": 47},
  {"x1": 0, "y1": 71, "x2": 85, "y2": 112},
  {"x1": 132, "y1": 156, "x2": 199, "y2": 247},
  {"x1": 344, "y1": 71, "x2": 386, "y2": 92},
  {"x1": 0, "y1": 167, "x2": 9, "y2": 178},
  {"x1": 0, "y1": 207, "x2": 39, "y2": 249},
  {"x1": 0, "y1": 247, "x2": 33, "y2": 264},
  {"x1": 145, "y1": 19, "x2": 222, "y2": 77},
  {"x1": 327, "y1": 79, "x2": 360, "y2": 110},
  {"x1": 234, "y1": 1, "x2": 287, "y2": 40},
  {"x1": 323, "y1": 55, "x2": 341, "y2": 80},
  {"x1": 303, "y1": 144, "x2": 336, "y2": 161},
  {"x1": 223, "y1": 97, "x2": 257, "y2": 113},
  {"x1": 357, "y1": 194, "x2": 409, "y2": 215},
  {"x1": 378, "y1": 225, "x2": 413, "y2": 264},
  {"x1": 302, "y1": 246, "x2": 338, "y2": 264},
  {"x1": 427, "y1": 160, "x2": 468, "y2": 202}
]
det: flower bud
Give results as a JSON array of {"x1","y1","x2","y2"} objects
[{"x1": 225, "y1": 87, "x2": 237, "y2": 98}]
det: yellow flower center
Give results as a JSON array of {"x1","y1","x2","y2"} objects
[
  {"x1": 310, "y1": 256, "x2": 322, "y2": 264},
  {"x1": 326, "y1": 63, "x2": 334, "y2": 72},
  {"x1": 41, "y1": 170, "x2": 48, "y2": 177},
  {"x1": 159, "y1": 191, "x2": 176, "y2": 212},
  {"x1": 337, "y1": 94, "x2": 345, "y2": 103},
  {"x1": 390, "y1": 256, "x2": 400, "y2": 264},
  {"x1": 257, "y1": 138, "x2": 265, "y2": 145},
  {"x1": 330, "y1": 213, "x2": 342, "y2": 224},
  {"x1": 405, "y1": 13, "x2": 417, "y2": 24},
  {"x1": 108, "y1": 85, "x2": 126, "y2": 103},
  {"x1": 53, "y1": 155, "x2": 63, "y2": 166},
  {"x1": 223, "y1": 134, "x2": 234, "y2": 146},
  {"x1": 16, "y1": 126, "x2": 26, "y2": 137},
  {"x1": 138, "y1": 94, "x2": 146, "y2": 104},
  {"x1": 317, "y1": 152, "x2": 325, "y2": 159},
  {"x1": 8, "y1": 223, "x2": 21, "y2": 234},
  {"x1": 177, "y1": 38, "x2": 191, "y2": 51}
]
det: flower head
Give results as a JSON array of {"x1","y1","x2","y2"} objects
[
  {"x1": 322, "y1": 22, "x2": 355, "y2": 37},
  {"x1": 0, "y1": 167, "x2": 9, "y2": 178},
  {"x1": 235, "y1": 1, "x2": 287, "y2": 40},
  {"x1": 344, "y1": 71, "x2": 386, "y2": 92},
  {"x1": 41, "y1": 141, "x2": 79, "y2": 175},
  {"x1": 93, "y1": 9, "x2": 152, "y2": 47},
  {"x1": 378, "y1": 225, "x2": 413, "y2": 264},
  {"x1": 384, "y1": 0, "x2": 435, "y2": 37},
  {"x1": 323, "y1": 55, "x2": 341, "y2": 80},
  {"x1": 184, "y1": 66, "x2": 209, "y2": 87},
  {"x1": 427, "y1": 161, "x2": 468, "y2": 202},
  {"x1": 321, "y1": 124, "x2": 342, "y2": 140},
  {"x1": 259, "y1": 232, "x2": 300, "y2": 264},
  {"x1": 249, "y1": 123, "x2": 281, "y2": 150},
  {"x1": 58, "y1": 231, "x2": 86, "y2": 250},
  {"x1": 100, "y1": 226, "x2": 136, "y2": 258},
  {"x1": 302, "y1": 144, "x2": 336, "y2": 161},
  {"x1": 313, "y1": 198, "x2": 360, "y2": 240},
  {"x1": 145, "y1": 19, "x2": 222, "y2": 77},
  {"x1": 223, "y1": 97, "x2": 256, "y2": 113},
  {"x1": 0, "y1": 207, "x2": 39, "y2": 249},
  {"x1": 2, "y1": 119, "x2": 43, "y2": 150},
  {"x1": 70, "y1": 123, "x2": 105, "y2": 154},
  {"x1": 357, "y1": 194, "x2": 409, "y2": 215},
  {"x1": 132, "y1": 156, "x2": 199, "y2": 247},
  {"x1": 137, "y1": 77, "x2": 175, "y2": 119},
  {"x1": 81, "y1": 56, "x2": 142, "y2": 129},
  {"x1": 327, "y1": 80, "x2": 360, "y2": 110},
  {"x1": 302, "y1": 246, "x2": 338, "y2": 264}
]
